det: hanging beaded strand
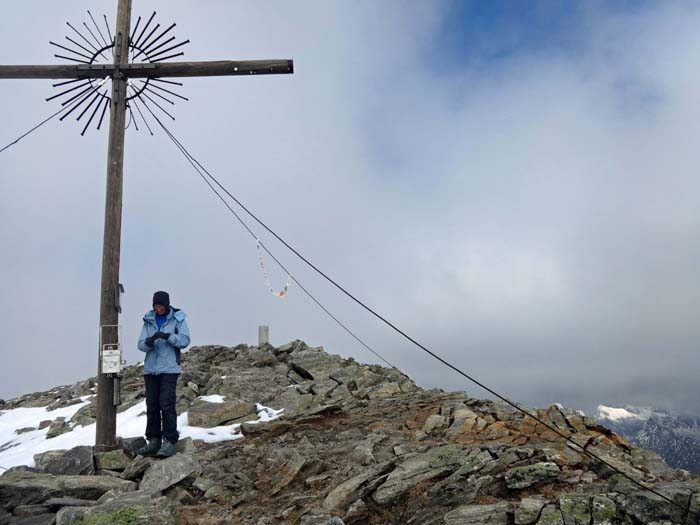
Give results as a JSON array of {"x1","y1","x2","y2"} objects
[{"x1": 256, "y1": 240, "x2": 291, "y2": 298}]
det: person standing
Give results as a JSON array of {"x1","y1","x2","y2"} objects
[{"x1": 136, "y1": 291, "x2": 191, "y2": 457}]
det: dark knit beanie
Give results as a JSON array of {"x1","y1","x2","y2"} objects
[{"x1": 153, "y1": 291, "x2": 170, "y2": 308}]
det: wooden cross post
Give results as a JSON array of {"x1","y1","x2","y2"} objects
[{"x1": 0, "y1": 0, "x2": 293, "y2": 451}]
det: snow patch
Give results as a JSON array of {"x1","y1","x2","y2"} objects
[
  {"x1": 0, "y1": 400, "x2": 91, "y2": 470},
  {"x1": 198, "y1": 395, "x2": 225, "y2": 403},
  {"x1": 255, "y1": 404, "x2": 284, "y2": 423},
  {"x1": 596, "y1": 405, "x2": 644, "y2": 422},
  {"x1": 0, "y1": 397, "x2": 283, "y2": 470}
]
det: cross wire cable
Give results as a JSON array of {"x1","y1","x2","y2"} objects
[
  {"x1": 0, "y1": 105, "x2": 68, "y2": 154},
  {"x1": 1, "y1": 79, "x2": 109, "y2": 155},
  {"x1": 164, "y1": 127, "x2": 697, "y2": 521},
  {"x1": 137, "y1": 99, "x2": 398, "y2": 371},
  {"x1": 143, "y1": 106, "x2": 694, "y2": 518}
]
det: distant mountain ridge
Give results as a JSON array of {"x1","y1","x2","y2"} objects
[{"x1": 595, "y1": 404, "x2": 700, "y2": 473}]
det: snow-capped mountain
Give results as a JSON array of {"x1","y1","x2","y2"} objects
[{"x1": 595, "y1": 404, "x2": 700, "y2": 473}]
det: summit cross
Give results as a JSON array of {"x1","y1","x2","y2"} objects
[{"x1": 0, "y1": 0, "x2": 293, "y2": 450}]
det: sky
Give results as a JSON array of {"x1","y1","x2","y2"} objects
[{"x1": 1, "y1": 1, "x2": 700, "y2": 417}]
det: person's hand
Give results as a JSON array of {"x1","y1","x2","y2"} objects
[
  {"x1": 155, "y1": 331, "x2": 171, "y2": 340},
  {"x1": 145, "y1": 336, "x2": 155, "y2": 347}
]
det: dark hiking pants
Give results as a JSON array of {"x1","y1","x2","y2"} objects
[{"x1": 144, "y1": 373, "x2": 179, "y2": 443}]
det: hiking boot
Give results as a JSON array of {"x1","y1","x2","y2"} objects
[
  {"x1": 156, "y1": 438, "x2": 177, "y2": 458},
  {"x1": 136, "y1": 438, "x2": 161, "y2": 457}
]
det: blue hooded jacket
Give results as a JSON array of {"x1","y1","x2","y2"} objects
[{"x1": 138, "y1": 308, "x2": 191, "y2": 375}]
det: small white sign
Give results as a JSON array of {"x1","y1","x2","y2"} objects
[{"x1": 102, "y1": 348, "x2": 122, "y2": 374}]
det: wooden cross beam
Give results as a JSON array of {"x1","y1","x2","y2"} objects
[
  {"x1": 0, "y1": 61, "x2": 293, "y2": 79},
  {"x1": 0, "y1": 0, "x2": 293, "y2": 451}
]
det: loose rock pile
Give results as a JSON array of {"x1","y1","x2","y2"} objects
[{"x1": 1, "y1": 341, "x2": 699, "y2": 524}]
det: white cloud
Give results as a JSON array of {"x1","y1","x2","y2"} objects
[{"x1": 2, "y1": 1, "x2": 700, "y2": 416}]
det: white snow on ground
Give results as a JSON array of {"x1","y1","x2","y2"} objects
[
  {"x1": 0, "y1": 398, "x2": 283, "y2": 470},
  {"x1": 596, "y1": 405, "x2": 643, "y2": 422},
  {"x1": 253, "y1": 404, "x2": 284, "y2": 423},
  {"x1": 198, "y1": 395, "x2": 225, "y2": 403},
  {"x1": 0, "y1": 399, "x2": 92, "y2": 470}
]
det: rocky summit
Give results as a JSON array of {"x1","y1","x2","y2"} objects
[{"x1": 1, "y1": 341, "x2": 700, "y2": 524}]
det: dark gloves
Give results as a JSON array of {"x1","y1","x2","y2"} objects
[{"x1": 144, "y1": 332, "x2": 170, "y2": 348}]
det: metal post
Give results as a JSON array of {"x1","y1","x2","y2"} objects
[{"x1": 258, "y1": 325, "x2": 270, "y2": 346}]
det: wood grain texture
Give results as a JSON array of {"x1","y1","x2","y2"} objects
[
  {"x1": 0, "y1": 60, "x2": 293, "y2": 79},
  {"x1": 95, "y1": 0, "x2": 131, "y2": 452}
]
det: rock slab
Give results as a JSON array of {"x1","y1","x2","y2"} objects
[
  {"x1": 139, "y1": 454, "x2": 201, "y2": 493},
  {"x1": 0, "y1": 471, "x2": 135, "y2": 511}
]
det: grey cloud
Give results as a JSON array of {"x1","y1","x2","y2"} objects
[{"x1": 2, "y1": 1, "x2": 699, "y2": 418}]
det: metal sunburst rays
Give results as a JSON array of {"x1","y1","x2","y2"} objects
[{"x1": 47, "y1": 10, "x2": 190, "y2": 136}]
